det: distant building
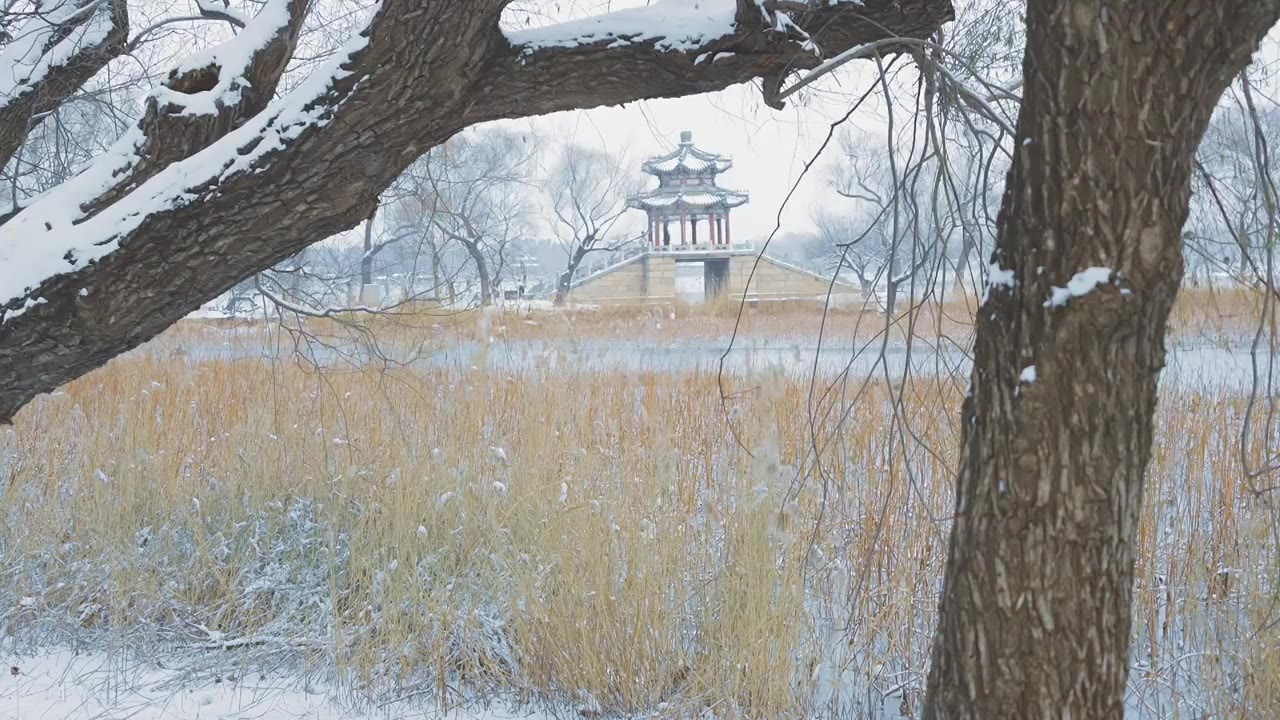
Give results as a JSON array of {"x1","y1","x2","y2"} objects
[
  {"x1": 568, "y1": 132, "x2": 856, "y2": 304},
  {"x1": 628, "y1": 131, "x2": 750, "y2": 250}
]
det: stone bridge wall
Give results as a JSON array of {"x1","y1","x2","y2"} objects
[{"x1": 570, "y1": 253, "x2": 849, "y2": 304}]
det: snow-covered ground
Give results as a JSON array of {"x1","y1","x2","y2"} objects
[{"x1": 2, "y1": 651, "x2": 548, "y2": 720}]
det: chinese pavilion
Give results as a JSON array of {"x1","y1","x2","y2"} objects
[{"x1": 628, "y1": 131, "x2": 749, "y2": 249}]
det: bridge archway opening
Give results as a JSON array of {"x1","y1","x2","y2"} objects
[
  {"x1": 672, "y1": 257, "x2": 731, "y2": 304},
  {"x1": 703, "y1": 258, "x2": 729, "y2": 300},
  {"x1": 675, "y1": 261, "x2": 705, "y2": 303}
]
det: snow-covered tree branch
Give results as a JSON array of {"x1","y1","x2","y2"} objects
[{"x1": 0, "y1": 0, "x2": 128, "y2": 170}]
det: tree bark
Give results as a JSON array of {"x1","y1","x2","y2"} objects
[
  {"x1": 429, "y1": 238, "x2": 442, "y2": 302},
  {"x1": 1237, "y1": 206, "x2": 1252, "y2": 275},
  {"x1": 923, "y1": 2, "x2": 1280, "y2": 717}
]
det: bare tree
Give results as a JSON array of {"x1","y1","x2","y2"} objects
[
  {"x1": 1191, "y1": 88, "x2": 1280, "y2": 283},
  {"x1": 546, "y1": 142, "x2": 635, "y2": 303},
  {"x1": 379, "y1": 197, "x2": 447, "y2": 301},
  {"x1": 409, "y1": 130, "x2": 535, "y2": 307},
  {"x1": 916, "y1": 0, "x2": 1019, "y2": 297},
  {"x1": 358, "y1": 203, "x2": 378, "y2": 289},
  {"x1": 825, "y1": 131, "x2": 940, "y2": 314},
  {"x1": 811, "y1": 207, "x2": 880, "y2": 293}
]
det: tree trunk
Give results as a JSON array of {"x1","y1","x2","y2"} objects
[
  {"x1": 460, "y1": 238, "x2": 491, "y2": 307},
  {"x1": 556, "y1": 246, "x2": 590, "y2": 305},
  {"x1": 924, "y1": 2, "x2": 1280, "y2": 717},
  {"x1": 854, "y1": 266, "x2": 875, "y2": 296},
  {"x1": 952, "y1": 229, "x2": 976, "y2": 296},
  {"x1": 361, "y1": 205, "x2": 378, "y2": 287},
  {"x1": 1238, "y1": 207, "x2": 1252, "y2": 275},
  {"x1": 429, "y1": 239, "x2": 443, "y2": 302}
]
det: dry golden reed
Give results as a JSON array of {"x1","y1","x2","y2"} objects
[{"x1": 1, "y1": 313, "x2": 1277, "y2": 717}]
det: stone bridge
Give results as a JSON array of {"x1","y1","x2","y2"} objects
[{"x1": 569, "y1": 246, "x2": 857, "y2": 304}]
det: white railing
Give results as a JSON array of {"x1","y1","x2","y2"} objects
[
  {"x1": 648, "y1": 242, "x2": 755, "y2": 255},
  {"x1": 575, "y1": 244, "x2": 648, "y2": 282}
]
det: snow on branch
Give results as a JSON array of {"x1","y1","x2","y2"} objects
[
  {"x1": 150, "y1": 0, "x2": 298, "y2": 116},
  {"x1": 0, "y1": 3, "x2": 375, "y2": 314},
  {"x1": 193, "y1": 0, "x2": 250, "y2": 29},
  {"x1": 492, "y1": 0, "x2": 954, "y2": 118},
  {"x1": 0, "y1": 0, "x2": 128, "y2": 167},
  {"x1": 0, "y1": 0, "x2": 120, "y2": 111},
  {"x1": 1044, "y1": 267, "x2": 1115, "y2": 308},
  {"x1": 504, "y1": 0, "x2": 738, "y2": 54}
]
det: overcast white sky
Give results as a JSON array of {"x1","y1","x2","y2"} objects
[{"x1": 509, "y1": 72, "x2": 891, "y2": 242}]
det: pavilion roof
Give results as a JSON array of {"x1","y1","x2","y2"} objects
[
  {"x1": 641, "y1": 132, "x2": 733, "y2": 176},
  {"x1": 627, "y1": 188, "x2": 749, "y2": 212}
]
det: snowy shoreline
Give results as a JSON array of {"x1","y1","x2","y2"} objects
[{"x1": 2, "y1": 649, "x2": 552, "y2": 720}]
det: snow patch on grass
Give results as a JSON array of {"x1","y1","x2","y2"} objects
[{"x1": 0, "y1": 650, "x2": 551, "y2": 720}]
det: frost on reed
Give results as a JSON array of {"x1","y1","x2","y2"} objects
[{"x1": 0, "y1": 348, "x2": 1276, "y2": 717}]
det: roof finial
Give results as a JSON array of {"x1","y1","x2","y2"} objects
[{"x1": 679, "y1": 130, "x2": 693, "y2": 145}]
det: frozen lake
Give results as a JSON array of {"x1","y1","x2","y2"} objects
[{"x1": 162, "y1": 332, "x2": 1274, "y2": 391}]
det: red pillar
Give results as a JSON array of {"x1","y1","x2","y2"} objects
[
  {"x1": 725, "y1": 214, "x2": 731, "y2": 245},
  {"x1": 680, "y1": 215, "x2": 687, "y2": 245},
  {"x1": 712, "y1": 214, "x2": 720, "y2": 244}
]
